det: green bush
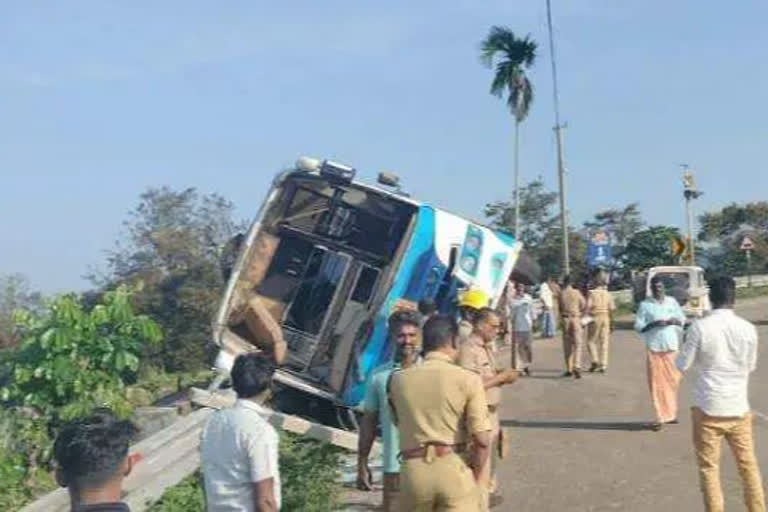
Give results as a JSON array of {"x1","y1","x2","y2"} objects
[
  {"x1": 149, "y1": 433, "x2": 342, "y2": 512},
  {"x1": 279, "y1": 433, "x2": 342, "y2": 512},
  {"x1": 148, "y1": 471, "x2": 205, "y2": 512},
  {"x1": 1, "y1": 286, "x2": 162, "y2": 421},
  {"x1": 0, "y1": 286, "x2": 163, "y2": 510}
]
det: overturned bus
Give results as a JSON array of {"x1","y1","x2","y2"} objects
[{"x1": 211, "y1": 157, "x2": 524, "y2": 426}]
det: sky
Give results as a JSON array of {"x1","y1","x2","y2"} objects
[{"x1": 2, "y1": 1, "x2": 768, "y2": 293}]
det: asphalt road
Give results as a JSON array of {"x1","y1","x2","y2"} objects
[{"x1": 496, "y1": 296, "x2": 768, "y2": 511}]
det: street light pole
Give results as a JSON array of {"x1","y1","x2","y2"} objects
[
  {"x1": 681, "y1": 165, "x2": 702, "y2": 266},
  {"x1": 546, "y1": 0, "x2": 570, "y2": 276}
]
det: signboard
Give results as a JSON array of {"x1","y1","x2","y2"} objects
[
  {"x1": 741, "y1": 236, "x2": 755, "y2": 252},
  {"x1": 586, "y1": 230, "x2": 612, "y2": 268}
]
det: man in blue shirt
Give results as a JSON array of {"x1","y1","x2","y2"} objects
[
  {"x1": 357, "y1": 309, "x2": 422, "y2": 511},
  {"x1": 635, "y1": 276, "x2": 686, "y2": 430}
]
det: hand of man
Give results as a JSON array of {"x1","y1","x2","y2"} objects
[
  {"x1": 356, "y1": 464, "x2": 373, "y2": 491},
  {"x1": 500, "y1": 368, "x2": 519, "y2": 385}
]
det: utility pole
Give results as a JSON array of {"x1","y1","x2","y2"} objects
[
  {"x1": 680, "y1": 164, "x2": 702, "y2": 265},
  {"x1": 546, "y1": 0, "x2": 570, "y2": 276}
]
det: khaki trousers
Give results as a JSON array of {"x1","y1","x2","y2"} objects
[
  {"x1": 587, "y1": 313, "x2": 611, "y2": 368},
  {"x1": 692, "y1": 407, "x2": 766, "y2": 512},
  {"x1": 511, "y1": 331, "x2": 533, "y2": 371},
  {"x1": 477, "y1": 409, "x2": 500, "y2": 511},
  {"x1": 382, "y1": 472, "x2": 400, "y2": 512},
  {"x1": 400, "y1": 451, "x2": 480, "y2": 511},
  {"x1": 562, "y1": 317, "x2": 584, "y2": 371}
]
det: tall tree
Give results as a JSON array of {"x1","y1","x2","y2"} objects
[
  {"x1": 623, "y1": 226, "x2": 682, "y2": 271},
  {"x1": 94, "y1": 187, "x2": 246, "y2": 371},
  {"x1": 583, "y1": 203, "x2": 644, "y2": 249},
  {"x1": 0, "y1": 274, "x2": 42, "y2": 349},
  {"x1": 480, "y1": 26, "x2": 537, "y2": 240},
  {"x1": 486, "y1": 178, "x2": 585, "y2": 279},
  {"x1": 698, "y1": 201, "x2": 768, "y2": 275},
  {"x1": 485, "y1": 177, "x2": 558, "y2": 248}
]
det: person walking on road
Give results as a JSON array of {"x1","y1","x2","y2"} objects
[
  {"x1": 587, "y1": 274, "x2": 616, "y2": 373},
  {"x1": 677, "y1": 276, "x2": 766, "y2": 512},
  {"x1": 389, "y1": 316, "x2": 493, "y2": 511},
  {"x1": 508, "y1": 282, "x2": 535, "y2": 375},
  {"x1": 459, "y1": 308, "x2": 519, "y2": 510},
  {"x1": 357, "y1": 310, "x2": 422, "y2": 511},
  {"x1": 560, "y1": 275, "x2": 587, "y2": 379},
  {"x1": 539, "y1": 279, "x2": 557, "y2": 338},
  {"x1": 634, "y1": 276, "x2": 685, "y2": 431}
]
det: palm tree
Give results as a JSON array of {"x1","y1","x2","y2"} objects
[{"x1": 481, "y1": 26, "x2": 537, "y2": 241}]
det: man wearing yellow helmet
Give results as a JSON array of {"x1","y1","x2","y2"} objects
[{"x1": 457, "y1": 289, "x2": 490, "y2": 345}]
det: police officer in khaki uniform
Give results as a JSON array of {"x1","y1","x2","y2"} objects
[
  {"x1": 458, "y1": 308, "x2": 518, "y2": 510},
  {"x1": 560, "y1": 275, "x2": 587, "y2": 379},
  {"x1": 457, "y1": 289, "x2": 490, "y2": 345},
  {"x1": 389, "y1": 316, "x2": 492, "y2": 511},
  {"x1": 587, "y1": 275, "x2": 616, "y2": 373}
]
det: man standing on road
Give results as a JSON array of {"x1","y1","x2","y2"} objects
[
  {"x1": 634, "y1": 276, "x2": 685, "y2": 431},
  {"x1": 539, "y1": 279, "x2": 556, "y2": 339},
  {"x1": 389, "y1": 316, "x2": 492, "y2": 511},
  {"x1": 508, "y1": 282, "x2": 535, "y2": 375},
  {"x1": 676, "y1": 276, "x2": 766, "y2": 512},
  {"x1": 587, "y1": 274, "x2": 616, "y2": 373},
  {"x1": 201, "y1": 353, "x2": 281, "y2": 512},
  {"x1": 561, "y1": 275, "x2": 587, "y2": 379},
  {"x1": 357, "y1": 310, "x2": 422, "y2": 511},
  {"x1": 459, "y1": 308, "x2": 519, "y2": 510}
]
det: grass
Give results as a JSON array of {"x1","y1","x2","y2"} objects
[
  {"x1": 736, "y1": 285, "x2": 768, "y2": 300},
  {"x1": 148, "y1": 432, "x2": 343, "y2": 512}
]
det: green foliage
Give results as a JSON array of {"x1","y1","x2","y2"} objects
[
  {"x1": 480, "y1": 26, "x2": 537, "y2": 121},
  {"x1": 0, "y1": 409, "x2": 56, "y2": 511},
  {"x1": 0, "y1": 273, "x2": 42, "y2": 349},
  {"x1": 623, "y1": 226, "x2": 682, "y2": 271},
  {"x1": 148, "y1": 433, "x2": 342, "y2": 512},
  {"x1": 1, "y1": 285, "x2": 161, "y2": 420},
  {"x1": 93, "y1": 187, "x2": 246, "y2": 372},
  {"x1": 279, "y1": 433, "x2": 341, "y2": 511},
  {"x1": 698, "y1": 202, "x2": 768, "y2": 276},
  {"x1": 485, "y1": 178, "x2": 587, "y2": 280},
  {"x1": 148, "y1": 471, "x2": 205, "y2": 512}
]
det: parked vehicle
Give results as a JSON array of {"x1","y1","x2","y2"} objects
[{"x1": 211, "y1": 157, "x2": 527, "y2": 426}]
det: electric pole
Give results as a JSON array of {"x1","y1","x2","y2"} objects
[{"x1": 546, "y1": 0, "x2": 570, "y2": 276}]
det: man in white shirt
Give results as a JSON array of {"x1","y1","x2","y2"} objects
[
  {"x1": 201, "y1": 353, "x2": 281, "y2": 512},
  {"x1": 539, "y1": 280, "x2": 556, "y2": 338},
  {"x1": 677, "y1": 276, "x2": 765, "y2": 512},
  {"x1": 508, "y1": 282, "x2": 535, "y2": 375}
]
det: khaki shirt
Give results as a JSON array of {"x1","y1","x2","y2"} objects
[
  {"x1": 588, "y1": 287, "x2": 615, "y2": 315},
  {"x1": 457, "y1": 319, "x2": 474, "y2": 345},
  {"x1": 390, "y1": 352, "x2": 491, "y2": 450},
  {"x1": 561, "y1": 286, "x2": 586, "y2": 317},
  {"x1": 458, "y1": 334, "x2": 501, "y2": 406},
  {"x1": 549, "y1": 282, "x2": 562, "y2": 315}
]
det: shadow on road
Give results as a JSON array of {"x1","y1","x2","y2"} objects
[{"x1": 502, "y1": 419, "x2": 655, "y2": 431}]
